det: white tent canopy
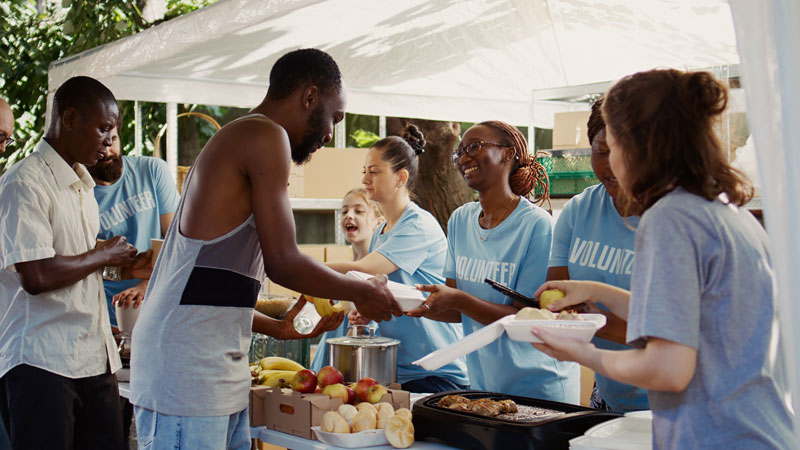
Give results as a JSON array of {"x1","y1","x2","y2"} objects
[{"x1": 48, "y1": 0, "x2": 739, "y2": 128}]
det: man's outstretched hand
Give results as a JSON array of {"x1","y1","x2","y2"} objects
[{"x1": 351, "y1": 275, "x2": 402, "y2": 322}]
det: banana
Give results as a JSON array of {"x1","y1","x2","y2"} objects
[
  {"x1": 258, "y1": 356, "x2": 305, "y2": 372},
  {"x1": 306, "y1": 295, "x2": 345, "y2": 317},
  {"x1": 257, "y1": 369, "x2": 297, "y2": 385},
  {"x1": 260, "y1": 370, "x2": 296, "y2": 388}
]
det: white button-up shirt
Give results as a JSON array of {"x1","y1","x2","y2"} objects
[{"x1": 0, "y1": 140, "x2": 121, "y2": 379}]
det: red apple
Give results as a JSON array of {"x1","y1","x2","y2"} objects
[
  {"x1": 322, "y1": 383, "x2": 349, "y2": 404},
  {"x1": 345, "y1": 385, "x2": 356, "y2": 404},
  {"x1": 354, "y1": 377, "x2": 379, "y2": 403},
  {"x1": 291, "y1": 369, "x2": 318, "y2": 393},
  {"x1": 317, "y1": 366, "x2": 344, "y2": 388},
  {"x1": 365, "y1": 384, "x2": 389, "y2": 404}
]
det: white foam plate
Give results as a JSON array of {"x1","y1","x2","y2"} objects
[
  {"x1": 413, "y1": 318, "x2": 508, "y2": 371},
  {"x1": 569, "y1": 412, "x2": 653, "y2": 450},
  {"x1": 413, "y1": 314, "x2": 607, "y2": 370},
  {"x1": 504, "y1": 314, "x2": 607, "y2": 343},
  {"x1": 346, "y1": 271, "x2": 425, "y2": 311},
  {"x1": 311, "y1": 426, "x2": 388, "y2": 448}
]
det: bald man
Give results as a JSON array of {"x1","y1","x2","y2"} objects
[
  {"x1": 0, "y1": 77, "x2": 149, "y2": 449},
  {"x1": 0, "y1": 97, "x2": 13, "y2": 154}
]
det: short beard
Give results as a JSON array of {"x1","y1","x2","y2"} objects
[
  {"x1": 87, "y1": 153, "x2": 123, "y2": 183},
  {"x1": 291, "y1": 107, "x2": 325, "y2": 165}
]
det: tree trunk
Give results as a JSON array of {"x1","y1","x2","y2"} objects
[
  {"x1": 177, "y1": 105, "x2": 201, "y2": 166},
  {"x1": 386, "y1": 118, "x2": 473, "y2": 233}
]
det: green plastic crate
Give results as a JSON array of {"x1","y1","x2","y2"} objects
[{"x1": 536, "y1": 155, "x2": 599, "y2": 197}]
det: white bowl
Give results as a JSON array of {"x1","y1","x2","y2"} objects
[
  {"x1": 503, "y1": 313, "x2": 607, "y2": 343},
  {"x1": 311, "y1": 426, "x2": 389, "y2": 448}
]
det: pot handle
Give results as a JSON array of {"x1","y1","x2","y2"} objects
[{"x1": 349, "y1": 323, "x2": 377, "y2": 338}]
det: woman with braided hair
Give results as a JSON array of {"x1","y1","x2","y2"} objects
[{"x1": 408, "y1": 121, "x2": 579, "y2": 402}]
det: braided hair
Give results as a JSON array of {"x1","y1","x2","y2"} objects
[{"x1": 476, "y1": 121, "x2": 551, "y2": 209}]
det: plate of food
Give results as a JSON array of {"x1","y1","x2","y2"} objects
[
  {"x1": 312, "y1": 404, "x2": 415, "y2": 449},
  {"x1": 503, "y1": 308, "x2": 607, "y2": 343}
]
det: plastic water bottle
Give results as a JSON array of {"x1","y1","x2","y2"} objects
[{"x1": 293, "y1": 301, "x2": 320, "y2": 335}]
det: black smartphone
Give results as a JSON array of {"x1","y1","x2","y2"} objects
[{"x1": 484, "y1": 278, "x2": 540, "y2": 308}]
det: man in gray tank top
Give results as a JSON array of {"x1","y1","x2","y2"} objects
[{"x1": 130, "y1": 49, "x2": 401, "y2": 449}]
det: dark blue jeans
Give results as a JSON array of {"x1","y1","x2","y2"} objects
[{"x1": 401, "y1": 376, "x2": 469, "y2": 394}]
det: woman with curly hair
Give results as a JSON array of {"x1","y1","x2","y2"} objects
[{"x1": 409, "y1": 121, "x2": 579, "y2": 403}]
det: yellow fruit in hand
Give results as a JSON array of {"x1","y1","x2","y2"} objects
[
  {"x1": 539, "y1": 289, "x2": 566, "y2": 310},
  {"x1": 307, "y1": 296, "x2": 345, "y2": 317}
]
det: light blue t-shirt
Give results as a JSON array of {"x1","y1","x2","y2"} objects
[
  {"x1": 627, "y1": 188, "x2": 794, "y2": 450},
  {"x1": 369, "y1": 202, "x2": 468, "y2": 385},
  {"x1": 445, "y1": 198, "x2": 579, "y2": 403},
  {"x1": 94, "y1": 156, "x2": 179, "y2": 327},
  {"x1": 549, "y1": 184, "x2": 648, "y2": 412}
]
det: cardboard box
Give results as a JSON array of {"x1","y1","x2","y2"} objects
[
  {"x1": 301, "y1": 148, "x2": 369, "y2": 199},
  {"x1": 268, "y1": 245, "x2": 327, "y2": 297},
  {"x1": 552, "y1": 111, "x2": 591, "y2": 149},
  {"x1": 261, "y1": 384, "x2": 411, "y2": 440},
  {"x1": 249, "y1": 385, "x2": 273, "y2": 427},
  {"x1": 324, "y1": 245, "x2": 353, "y2": 263}
]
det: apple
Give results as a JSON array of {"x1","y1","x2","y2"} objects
[
  {"x1": 317, "y1": 366, "x2": 344, "y2": 388},
  {"x1": 345, "y1": 385, "x2": 356, "y2": 404},
  {"x1": 291, "y1": 369, "x2": 318, "y2": 393},
  {"x1": 354, "y1": 377, "x2": 379, "y2": 403},
  {"x1": 365, "y1": 384, "x2": 389, "y2": 404},
  {"x1": 322, "y1": 383, "x2": 349, "y2": 404}
]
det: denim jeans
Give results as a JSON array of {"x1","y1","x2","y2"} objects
[
  {"x1": 401, "y1": 375, "x2": 469, "y2": 394},
  {"x1": 134, "y1": 406, "x2": 250, "y2": 450}
]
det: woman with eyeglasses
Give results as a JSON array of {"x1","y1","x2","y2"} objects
[
  {"x1": 408, "y1": 121, "x2": 579, "y2": 403},
  {"x1": 327, "y1": 125, "x2": 469, "y2": 394}
]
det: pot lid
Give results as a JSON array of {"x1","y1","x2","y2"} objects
[{"x1": 327, "y1": 335, "x2": 400, "y2": 347}]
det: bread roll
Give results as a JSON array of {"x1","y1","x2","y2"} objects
[
  {"x1": 375, "y1": 402, "x2": 395, "y2": 428},
  {"x1": 351, "y1": 409, "x2": 377, "y2": 432},
  {"x1": 337, "y1": 404, "x2": 358, "y2": 425},
  {"x1": 321, "y1": 411, "x2": 350, "y2": 434},
  {"x1": 355, "y1": 402, "x2": 377, "y2": 415},
  {"x1": 384, "y1": 415, "x2": 414, "y2": 448},
  {"x1": 394, "y1": 408, "x2": 412, "y2": 420},
  {"x1": 515, "y1": 307, "x2": 555, "y2": 320}
]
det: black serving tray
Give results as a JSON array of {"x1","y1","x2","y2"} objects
[{"x1": 412, "y1": 390, "x2": 621, "y2": 450}]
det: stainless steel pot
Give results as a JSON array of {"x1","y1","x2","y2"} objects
[{"x1": 326, "y1": 325, "x2": 399, "y2": 385}]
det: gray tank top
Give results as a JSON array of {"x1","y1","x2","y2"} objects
[{"x1": 130, "y1": 115, "x2": 266, "y2": 416}]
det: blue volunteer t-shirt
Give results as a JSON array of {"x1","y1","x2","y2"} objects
[
  {"x1": 549, "y1": 184, "x2": 648, "y2": 412},
  {"x1": 369, "y1": 202, "x2": 468, "y2": 385},
  {"x1": 94, "y1": 156, "x2": 179, "y2": 327},
  {"x1": 445, "y1": 198, "x2": 579, "y2": 403}
]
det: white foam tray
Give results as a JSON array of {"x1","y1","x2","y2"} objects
[
  {"x1": 413, "y1": 314, "x2": 606, "y2": 371},
  {"x1": 346, "y1": 271, "x2": 425, "y2": 311},
  {"x1": 569, "y1": 411, "x2": 653, "y2": 450}
]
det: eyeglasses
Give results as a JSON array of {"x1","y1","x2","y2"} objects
[
  {"x1": 452, "y1": 141, "x2": 512, "y2": 164},
  {"x1": 0, "y1": 134, "x2": 13, "y2": 147}
]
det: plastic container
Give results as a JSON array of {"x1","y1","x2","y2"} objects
[{"x1": 311, "y1": 426, "x2": 389, "y2": 448}]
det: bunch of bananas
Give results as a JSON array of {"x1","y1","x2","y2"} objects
[
  {"x1": 305, "y1": 295, "x2": 346, "y2": 317},
  {"x1": 250, "y1": 356, "x2": 305, "y2": 387}
]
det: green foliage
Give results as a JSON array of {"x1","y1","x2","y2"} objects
[
  {"x1": 0, "y1": 0, "x2": 214, "y2": 171},
  {"x1": 349, "y1": 129, "x2": 380, "y2": 148}
]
